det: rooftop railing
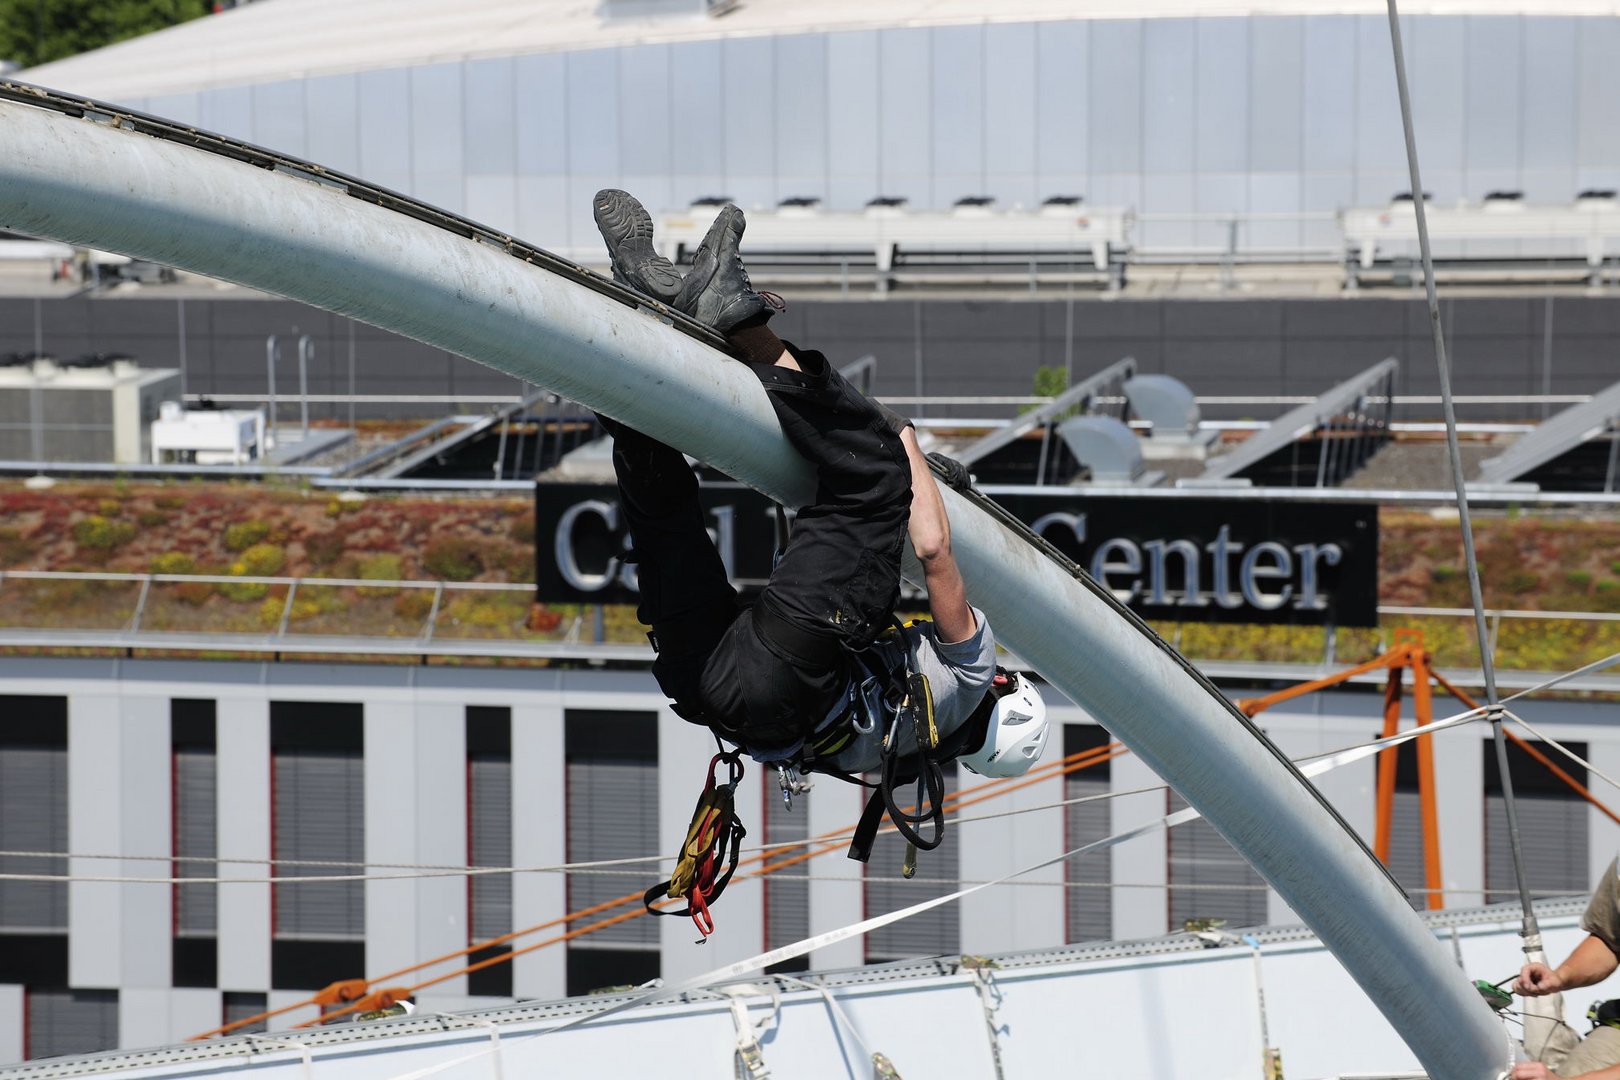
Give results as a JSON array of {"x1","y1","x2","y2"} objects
[{"x1": 2, "y1": 569, "x2": 1616, "y2": 684}]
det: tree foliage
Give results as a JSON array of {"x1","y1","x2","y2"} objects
[{"x1": 0, "y1": 0, "x2": 211, "y2": 70}]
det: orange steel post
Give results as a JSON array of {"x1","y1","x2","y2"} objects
[
  {"x1": 1374, "y1": 654, "x2": 1406, "y2": 864},
  {"x1": 1409, "y1": 641, "x2": 1446, "y2": 909}
]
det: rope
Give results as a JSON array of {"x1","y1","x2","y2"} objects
[
  {"x1": 1384, "y1": 0, "x2": 1539, "y2": 947},
  {"x1": 1503, "y1": 711, "x2": 1620, "y2": 805},
  {"x1": 202, "y1": 742, "x2": 1125, "y2": 1036},
  {"x1": 1430, "y1": 671, "x2": 1620, "y2": 828}
]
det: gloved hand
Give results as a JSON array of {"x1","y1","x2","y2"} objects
[{"x1": 927, "y1": 452, "x2": 974, "y2": 493}]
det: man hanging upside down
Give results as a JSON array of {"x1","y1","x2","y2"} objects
[{"x1": 590, "y1": 190, "x2": 1048, "y2": 856}]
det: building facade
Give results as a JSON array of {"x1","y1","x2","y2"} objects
[
  {"x1": 22, "y1": 6, "x2": 1620, "y2": 262},
  {"x1": 1, "y1": 654, "x2": 1615, "y2": 1061}
]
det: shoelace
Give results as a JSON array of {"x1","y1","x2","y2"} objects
[{"x1": 759, "y1": 290, "x2": 786, "y2": 312}]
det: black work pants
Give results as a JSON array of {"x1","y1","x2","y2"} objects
[{"x1": 606, "y1": 345, "x2": 911, "y2": 754}]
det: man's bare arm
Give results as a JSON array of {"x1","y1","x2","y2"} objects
[
  {"x1": 901, "y1": 427, "x2": 977, "y2": 644},
  {"x1": 1517, "y1": 934, "x2": 1620, "y2": 996}
]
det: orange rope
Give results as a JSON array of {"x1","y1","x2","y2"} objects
[
  {"x1": 200, "y1": 742, "x2": 1126, "y2": 1037},
  {"x1": 304, "y1": 744, "x2": 1128, "y2": 1027}
]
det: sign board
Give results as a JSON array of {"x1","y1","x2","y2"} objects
[{"x1": 534, "y1": 484, "x2": 1379, "y2": 627}]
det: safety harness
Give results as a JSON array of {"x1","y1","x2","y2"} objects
[{"x1": 642, "y1": 750, "x2": 747, "y2": 939}]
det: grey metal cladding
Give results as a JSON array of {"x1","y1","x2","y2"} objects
[
  {"x1": 1034, "y1": 19, "x2": 1087, "y2": 182},
  {"x1": 146, "y1": 91, "x2": 202, "y2": 127},
  {"x1": 984, "y1": 23, "x2": 1038, "y2": 184},
  {"x1": 1576, "y1": 17, "x2": 1620, "y2": 176},
  {"x1": 1195, "y1": 18, "x2": 1249, "y2": 175},
  {"x1": 1143, "y1": 19, "x2": 1196, "y2": 176},
  {"x1": 721, "y1": 37, "x2": 773, "y2": 181},
  {"x1": 826, "y1": 31, "x2": 879, "y2": 212},
  {"x1": 357, "y1": 67, "x2": 412, "y2": 194},
  {"x1": 252, "y1": 79, "x2": 306, "y2": 160},
  {"x1": 878, "y1": 27, "x2": 930, "y2": 201},
  {"x1": 1353, "y1": 15, "x2": 1406, "y2": 179},
  {"x1": 202, "y1": 83, "x2": 252, "y2": 143},
  {"x1": 1463, "y1": 17, "x2": 1521, "y2": 178},
  {"x1": 1249, "y1": 17, "x2": 1305, "y2": 174},
  {"x1": 305, "y1": 74, "x2": 361, "y2": 176},
  {"x1": 1302, "y1": 20, "x2": 1357, "y2": 190},
  {"x1": 1522, "y1": 17, "x2": 1578, "y2": 202},
  {"x1": 617, "y1": 45, "x2": 673, "y2": 178},
  {"x1": 566, "y1": 50, "x2": 619, "y2": 176},
  {"x1": 408, "y1": 63, "x2": 465, "y2": 213},
  {"x1": 1409, "y1": 17, "x2": 1467, "y2": 190},
  {"x1": 514, "y1": 52, "x2": 568, "y2": 177},
  {"x1": 463, "y1": 58, "x2": 516, "y2": 176},
  {"x1": 1089, "y1": 20, "x2": 1143, "y2": 175},
  {"x1": 930, "y1": 24, "x2": 983, "y2": 198},
  {"x1": 775, "y1": 34, "x2": 829, "y2": 189}
]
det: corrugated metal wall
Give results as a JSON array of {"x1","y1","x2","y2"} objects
[{"x1": 131, "y1": 16, "x2": 1620, "y2": 256}]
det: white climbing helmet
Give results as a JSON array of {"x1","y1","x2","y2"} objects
[{"x1": 959, "y1": 672, "x2": 1049, "y2": 778}]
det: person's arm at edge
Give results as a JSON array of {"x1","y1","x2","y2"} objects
[
  {"x1": 1517, "y1": 934, "x2": 1620, "y2": 997},
  {"x1": 1516, "y1": 1060, "x2": 1620, "y2": 1079},
  {"x1": 900, "y1": 426, "x2": 976, "y2": 645}
]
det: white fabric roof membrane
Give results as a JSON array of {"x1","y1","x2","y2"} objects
[{"x1": 19, "y1": 0, "x2": 1620, "y2": 101}]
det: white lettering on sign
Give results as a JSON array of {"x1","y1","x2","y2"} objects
[
  {"x1": 1090, "y1": 538, "x2": 1143, "y2": 604},
  {"x1": 1240, "y1": 541, "x2": 1294, "y2": 611},
  {"x1": 555, "y1": 499, "x2": 620, "y2": 592},
  {"x1": 1025, "y1": 514, "x2": 1342, "y2": 612},
  {"x1": 1142, "y1": 539, "x2": 1208, "y2": 608},
  {"x1": 549, "y1": 498, "x2": 1347, "y2": 614}
]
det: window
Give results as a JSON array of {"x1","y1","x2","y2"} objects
[
  {"x1": 1485, "y1": 738, "x2": 1589, "y2": 904},
  {"x1": 270, "y1": 702, "x2": 365, "y2": 990},
  {"x1": 763, "y1": 774, "x2": 810, "y2": 973},
  {"x1": 467, "y1": 706, "x2": 513, "y2": 998},
  {"x1": 865, "y1": 765, "x2": 959, "y2": 963},
  {"x1": 26, "y1": 989, "x2": 117, "y2": 1061},
  {"x1": 172, "y1": 699, "x2": 217, "y2": 988},
  {"x1": 1167, "y1": 789, "x2": 1268, "y2": 931},
  {"x1": 221, "y1": 991, "x2": 268, "y2": 1036},
  {"x1": 564, "y1": 710, "x2": 659, "y2": 996},
  {"x1": 1064, "y1": 724, "x2": 1113, "y2": 943},
  {"x1": 0, "y1": 697, "x2": 68, "y2": 944}
]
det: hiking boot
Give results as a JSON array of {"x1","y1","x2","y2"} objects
[
  {"x1": 673, "y1": 203, "x2": 778, "y2": 335},
  {"x1": 593, "y1": 189, "x2": 683, "y2": 302}
]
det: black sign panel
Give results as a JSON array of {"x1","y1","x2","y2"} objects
[{"x1": 534, "y1": 484, "x2": 1378, "y2": 627}]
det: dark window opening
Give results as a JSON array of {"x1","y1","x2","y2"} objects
[{"x1": 1064, "y1": 724, "x2": 1113, "y2": 943}]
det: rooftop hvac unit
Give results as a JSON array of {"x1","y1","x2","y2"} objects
[{"x1": 0, "y1": 358, "x2": 181, "y2": 464}]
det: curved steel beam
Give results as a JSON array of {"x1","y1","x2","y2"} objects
[{"x1": 0, "y1": 92, "x2": 1507, "y2": 1079}]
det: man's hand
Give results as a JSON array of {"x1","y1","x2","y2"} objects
[
  {"x1": 926, "y1": 452, "x2": 973, "y2": 493},
  {"x1": 1516, "y1": 961, "x2": 1565, "y2": 996},
  {"x1": 1513, "y1": 1063, "x2": 1558, "y2": 1079}
]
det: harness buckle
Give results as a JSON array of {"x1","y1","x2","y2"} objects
[{"x1": 775, "y1": 763, "x2": 813, "y2": 811}]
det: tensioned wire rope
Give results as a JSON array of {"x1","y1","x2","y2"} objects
[
  {"x1": 214, "y1": 697, "x2": 1519, "y2": 1032},
  {"x1": 239, "y1": 647, "x2": 1620, "y2": 1034},
  {"x1": 335, "y1": 705, "x2": 1509, "y2": 1075},
  {"x1": 3, "y1": 657, "x2": 1591, "y2": 1040},
  {"x1": 1383, "y1": 0, "x2": 1541, "y2": 954},
  {"x1": 178, "y1": 739, "x2": 1129, "y2": 1036},
  {"x1": 9, "y1": 644, "x2": 1618, "y2": 890},
  {"x1": 0, "y1": 740, "x2": 1131, "y2": 889}
]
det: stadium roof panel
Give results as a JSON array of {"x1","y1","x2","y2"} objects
[{"x1": 22, "y1": 0, "x2": 1620, "y2": 101}]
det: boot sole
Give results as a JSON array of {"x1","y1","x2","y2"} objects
[{"x1": 593, "y1": 189, "x2": 682, "y2": 300}]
